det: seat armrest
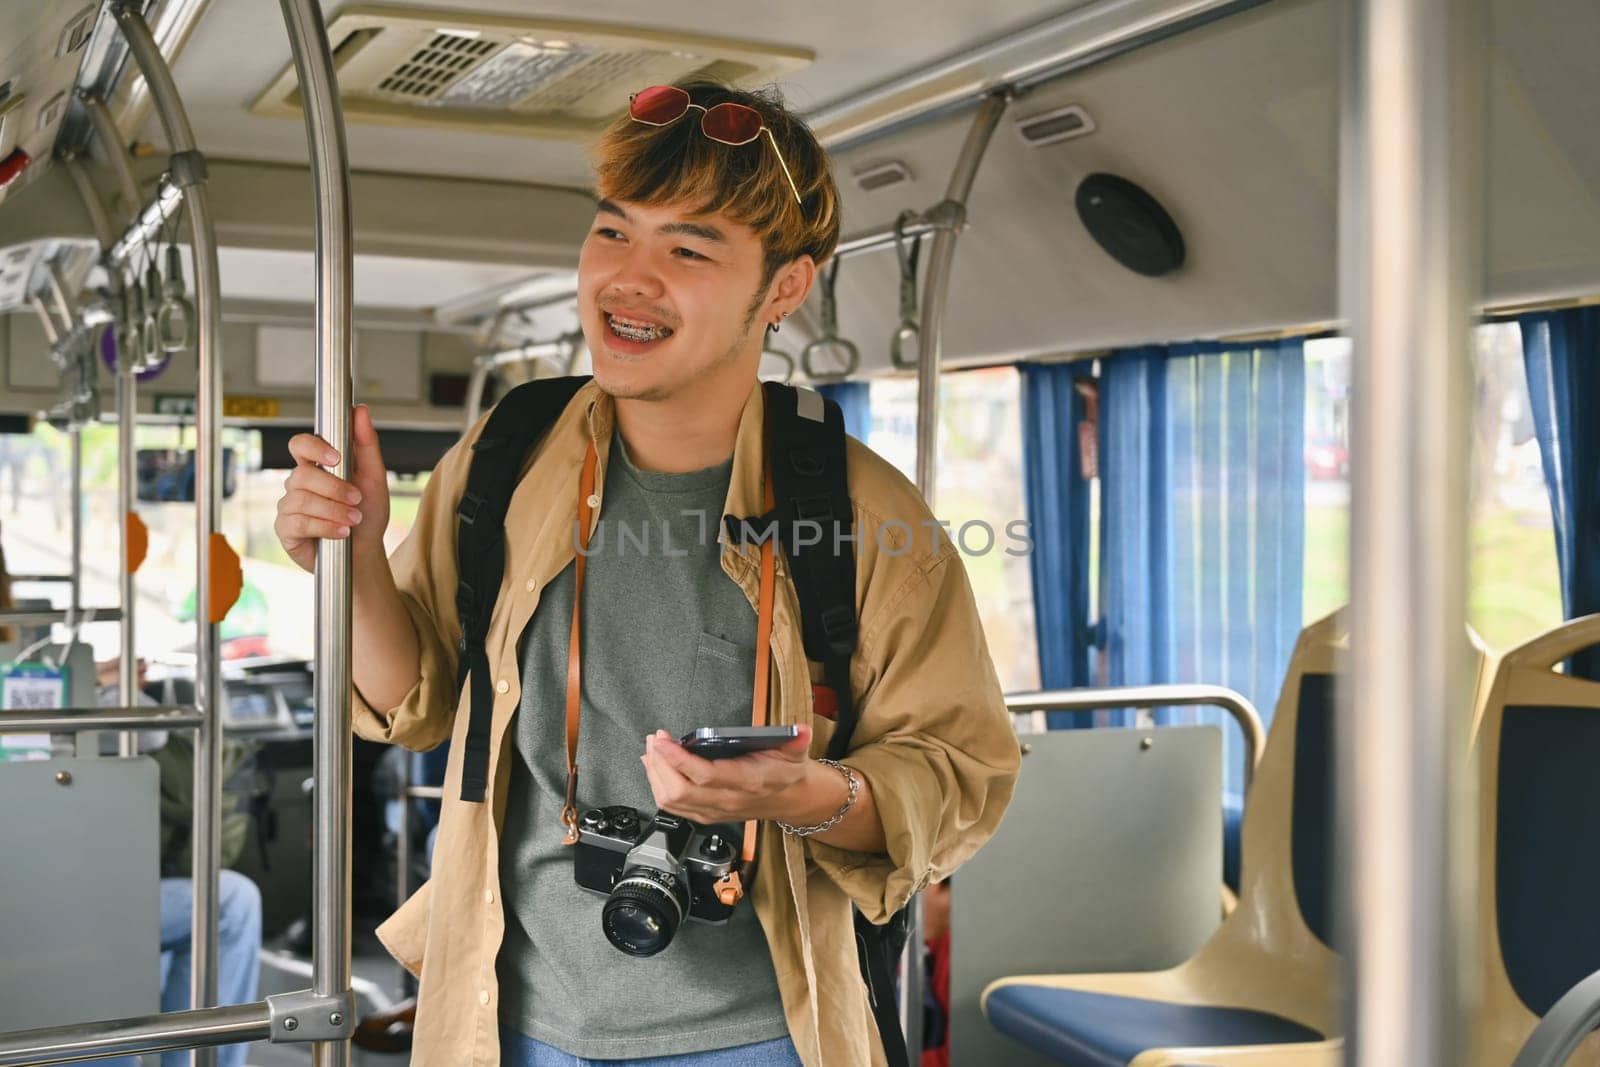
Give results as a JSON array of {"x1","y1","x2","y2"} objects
[
  {"x1": 1131, "y1": 1038, "x2": 1342, "y2": 1066},
  {"x1": 1516, "y1": 972, "x2": 1600, "y2": 1062},
  {"x1": 1512, "y1": 968, "x2": 1600, "y2": 1067}
]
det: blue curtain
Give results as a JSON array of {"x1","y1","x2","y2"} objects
[
  {"x1": 1100, "y1": 348, "x2": 1170, "y2": 717},
  {"x1": 1520, "y1": 308, "x2": 1600, "y2": 679},
  {"x1": 1019, "y1": 362, "x2": 1094, "y2": 726},
  {"x1": 1099, "y1": 338, "x2": 1306, "y2": 795},
  {"x1": 816, "y1": 381, "x2": 871, "y2": 442}
]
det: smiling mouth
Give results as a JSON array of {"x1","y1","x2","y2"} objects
[{"x1": 605, "y1": 313, "x2": 675, "y2": 343}]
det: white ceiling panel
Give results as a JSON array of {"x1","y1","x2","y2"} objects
[
  {"x1": 215, "y1": 246, "x2": 532, "y2": 308},
  {"x1": 148, "y1": 0, "x2": 1092, "y2": 185}
]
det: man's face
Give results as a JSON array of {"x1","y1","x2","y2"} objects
[{"x1": 577, "y1": 197, "x2": 775, "y2": 403}]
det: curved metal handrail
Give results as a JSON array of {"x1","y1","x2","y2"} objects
[
  {"x1": 463, "y1": 334, "x2": 583, "y2": 429},
  {"x1": 0, "y1": 705, "x2": 201, "y2": 732},
  {"x1": 0, "y1": 1004, "x2": 270, "y2": 1067},
  {"x1": 112, "y1": 0, "x2": 229, "y2": 1029},
  {"x1": 1004, "y1": 683, "x2": 1266, "y2": 799},
  {"x1": 1511, "y1": 967, "x2": 1600, "y2": 1067},
  {"x1": 275, "y1": 0, "x2": 360, "y2": 1062}
]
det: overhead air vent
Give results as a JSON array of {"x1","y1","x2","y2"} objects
[
  {"x1": 377, "y1": 32, "x2": 499, "y2": 102},
  {"x1": 36, "y1": 92, "x2": 66, "y2": 132},
  {"x1": 1015, "y1": 104, "x2": 1095, "y2": 148},
  {"x1": 57, "y1": 6, "x2": 96, "y2": 57},
  {"x1": 853, "y1": 161, "x2": 912, "y2": 192},
  {"x1": 252, "y1": 6, "x2": 813, "y2": 139}
]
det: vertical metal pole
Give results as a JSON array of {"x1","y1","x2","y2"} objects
[
  {"x1": 276, "y1": 2, "x2": 355, "y2": 1063},
  {"x1": 117, "y1": 305, "x2": 138, "y2": 758},
  {"x1": 68, "y1": 428, "x2": 82, "y2": 620},
  {"x1": 395, "y1": 758, "x2": 418, "y2": 998},
  {"x1": 1339, "y1": 0, "x2": 1484, "y2": 1063},
  {"x1": 900, "y1": 90, "x2": 1008, "y2": 1058},
  {"x1": 111, "y1": 8, "x2": 225, "y2": 1063},
  {"x1": 913, "y1": 92, "x2": 1008, "y2": 499},
  {"x1": 396, "y1": 758, "x2": 411, "y2": 913},
  {"x1": 87, "y1": 79, "x2": 144, "y2": 763}
]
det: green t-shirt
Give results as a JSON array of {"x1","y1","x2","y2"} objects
[{"x1": 496, "y1": 437, "x2": 789, "y2": 1059}]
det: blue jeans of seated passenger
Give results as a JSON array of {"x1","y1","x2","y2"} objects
[
  {"x1": 82, "y1": 871, "x2": 262, "y2": 1067},
  {"x1": 497, "y1": 1027, "x2": 803, "y2": 1066}
]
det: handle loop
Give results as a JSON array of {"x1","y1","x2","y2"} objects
[
  {"x1": 156, "y1": 244, "x2": 194, "y2": 354},
  {"x1": 801, "y1": 257, "x2": 859, "y2": 380},
  {"x1": 890, "y1": 211, "x2": 922, "y2": 370}
]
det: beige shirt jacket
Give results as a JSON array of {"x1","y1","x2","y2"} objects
[{"x1": 353, "y1": 380, "x2": 1021, "y2": 1066}]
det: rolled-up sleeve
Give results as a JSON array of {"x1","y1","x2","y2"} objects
[
  {"x1": 351, "y1": 417, "x2": 489, "y2": 751},
  {"x1": 806, "y1": 550, "x2": 1021, "y2": 923}
]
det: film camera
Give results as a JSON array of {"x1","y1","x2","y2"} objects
[{"x1": 573, "y1": 805, "x2": 743, "y2": 956}]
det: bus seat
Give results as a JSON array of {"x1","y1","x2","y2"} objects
[
  {"x1": 981, "y1": 610, "x2": 1349, "y2": 1066},
  {"x1": 1470, "y1": 612, "x2": 1600, "y2": 1067},
  {"x1": 1221, "y1": 792, "x2": 1243, "y2": 895},
  {"x1": 983, "y1": 612, "x2": 1492, "y2": 1066}
]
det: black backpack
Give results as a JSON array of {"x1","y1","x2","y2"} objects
[{"x1": 451, "y1": 376, "x2": 913, "y2": 1067}]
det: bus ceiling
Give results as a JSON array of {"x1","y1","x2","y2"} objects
[{"x1": 0, "y1": 0, "x2": 1595, "y2": 391}]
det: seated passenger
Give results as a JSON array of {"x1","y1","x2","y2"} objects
[{"x1": 85, "y1": 658, "x2": 263, "y2": 1067}]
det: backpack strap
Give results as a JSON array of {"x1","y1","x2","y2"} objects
[
  {"x1": 755, "y1": 382, "x2": 862, "y2": 760},
  {"x1": 857, "y1": 907, "x2": 914, "y2": 1067},
  {"x1": 455, "y1": 375, "x2": 591, "y2": 803},
  {"x1": 734, "y1": 385, "x2": 912, "y2": 1067}
]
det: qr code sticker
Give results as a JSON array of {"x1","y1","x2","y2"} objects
[{"x1": 2, "y1": 665, "x2": 67, "y2": 711}]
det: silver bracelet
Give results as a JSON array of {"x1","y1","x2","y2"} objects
[{"x1": 776, "y1": 758, "x2": 859, "y2": 838}]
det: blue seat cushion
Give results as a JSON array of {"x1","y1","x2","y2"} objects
[
  {"x1": 1497, "y1": 704, "x2": 1600, "y2": 1015},
  {"x1": 985, "y1": 985, "x2": 1323, "y2": 1066}
]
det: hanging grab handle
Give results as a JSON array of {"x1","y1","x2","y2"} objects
[
  {"x1": 141, "y1": 258, "x2": 163, "y2": 370},
  {"x1": 760, "y1": 342, "x2": 796, "y2": 383},
  {"x1": 800, "y1": 257, "x2": 859, "y2": 381},
  {"x1": 890, "y1": 210, "x2": 922, "y2": 370},
  {"x1": 115, "y1": 271, "x2": 142, "y2": 368},
  {"x1": 156, "y1": 243, "x2": 195, "y2": 354}
]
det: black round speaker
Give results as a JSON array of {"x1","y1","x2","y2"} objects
[{"x1": 1075, "y1": 173, "x2": 1186, "y2": 277}]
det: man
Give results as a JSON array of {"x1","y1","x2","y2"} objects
[{"x1": 274, "y1": 79, "x2": 1019, "y2": 1066}]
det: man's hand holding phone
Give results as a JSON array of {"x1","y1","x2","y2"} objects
[{"x1": 640, "y1": 723, "x2": 817, "y2": 826}]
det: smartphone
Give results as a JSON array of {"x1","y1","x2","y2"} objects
[{"x1": 678, "y1": 725, "x2": 801, "y2": 759}]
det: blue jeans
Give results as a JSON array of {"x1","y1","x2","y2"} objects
[
  {"x1": 498, "y1": 1027, "x2": 803, "y2": 1066},
  {"x1": 85, "y1": 871, "x2": 262, "y2": 1067}
]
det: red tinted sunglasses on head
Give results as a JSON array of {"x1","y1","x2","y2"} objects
[{"x1": 628, "y1": 85, "x2": 803, "y2": 207}]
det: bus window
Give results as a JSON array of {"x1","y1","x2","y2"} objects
[
  {"x1": 0, "y1": 424, "x2": 436, "y2": 666},
  {"x1": 1302, "y1": 327, "x2": 1563, "y2": 650},
  {"x1": 868, "y1": 368, "x2": 1041, "y2": 693}
]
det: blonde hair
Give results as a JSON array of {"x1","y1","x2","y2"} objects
[{"x1": 593, "y1": 79, "x2": 841, "y2": 288}]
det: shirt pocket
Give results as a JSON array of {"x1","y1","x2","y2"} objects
[{"x1": 687, "y1": 631, "x2": 757, "y2": 726}]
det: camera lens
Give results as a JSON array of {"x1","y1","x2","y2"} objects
[{"x1": 601, "y1": 868, "x2": 688, "y2": 956}]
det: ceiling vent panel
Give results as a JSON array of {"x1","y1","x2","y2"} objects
[
  {"x1": 1015, "y1": 104, "x2": 1096, "y2": 148},
  {"x1": 252, "y1": 6, "x2": 813, "y2": 139},
  {"x1": 853, "y1": 161, "x2": 912, "y2": 192},
  {"x1": 57, "y1": 6, "x2": 96, "y2": 58}
]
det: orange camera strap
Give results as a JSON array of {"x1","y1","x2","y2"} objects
[{"x1": 559, "y1": 427, "x2": 779, "y2": 913}]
